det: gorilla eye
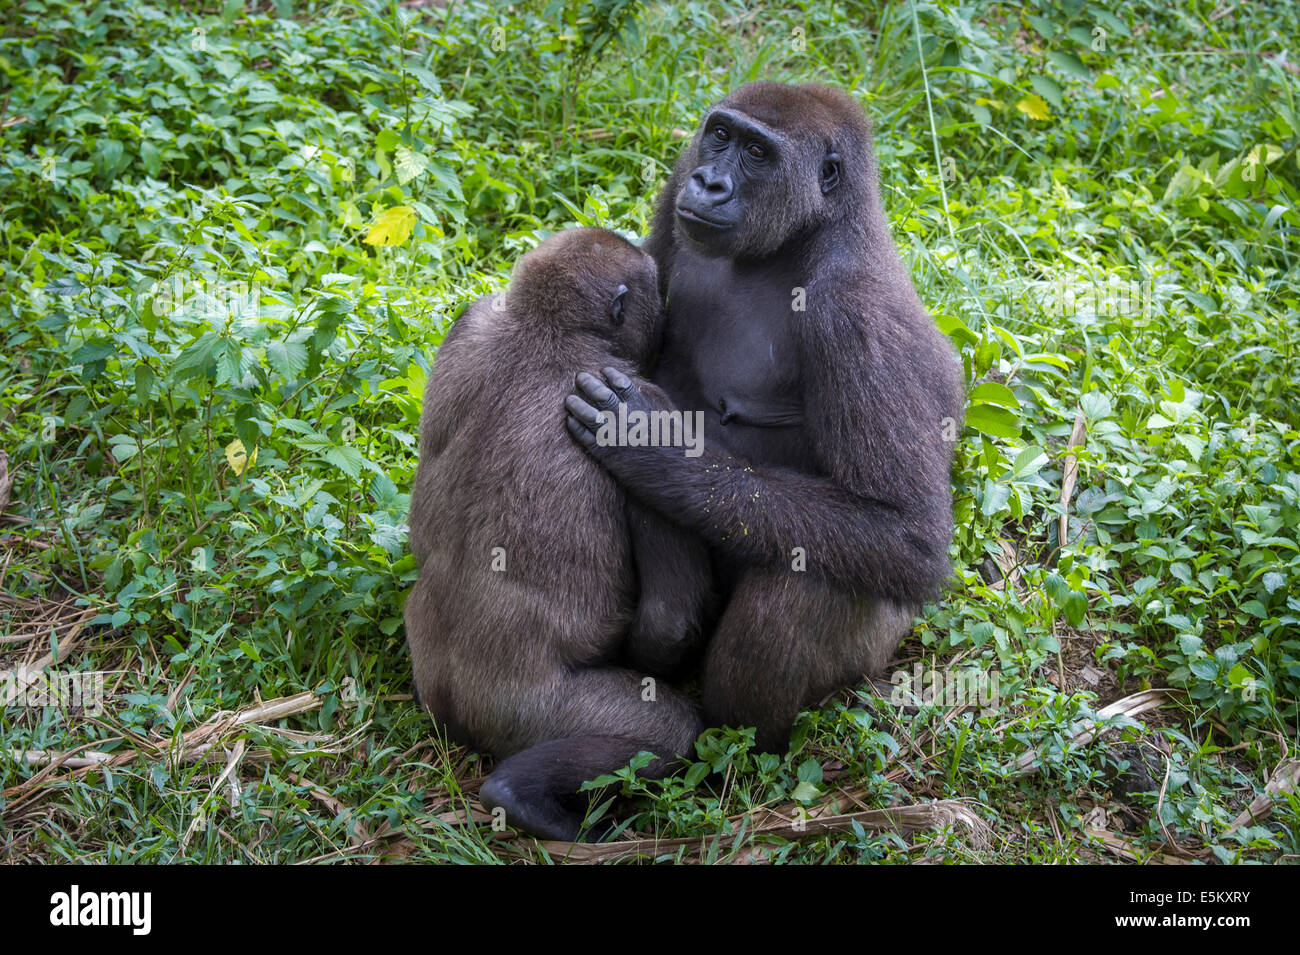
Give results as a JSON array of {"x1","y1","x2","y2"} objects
[
  {"x1": 746, "y1": 142, "x2": 767, "y2": 160},
  {"x1": 610, "y1": 284, "x2": 627, "y2": 325},
  {"x1": 712, "y1": 125, "x2": 729, "y2": 142}
]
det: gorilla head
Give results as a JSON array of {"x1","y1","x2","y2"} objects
[
  {"x1": 506, "y1": 227, "x2": 664, "y2": 363},
  {"x1": 672, "y1": 82, "x2": 881, "y2": 260}
]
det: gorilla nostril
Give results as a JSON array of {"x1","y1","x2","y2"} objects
[{"x1": 690, "y1": 170, "x2": 732, "y2": 202}]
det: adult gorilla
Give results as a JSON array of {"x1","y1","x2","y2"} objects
[{"x1": 567, "y1": 82, "x2": 963, "y2": 753}]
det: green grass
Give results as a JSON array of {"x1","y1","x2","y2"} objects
[{"x1": 1, "y1": 0, "x2": 1297, "y2": 864}]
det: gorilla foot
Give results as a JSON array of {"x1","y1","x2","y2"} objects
[
  {"x1": 478, "y1": 772, "x2": 586, "y2": 843},
  {"x1": 478, "y1": 735, "x2": 662, "y2": 842}
]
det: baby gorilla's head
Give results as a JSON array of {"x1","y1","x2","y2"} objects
[{"x1": 507, "y1": 228, "x2": 664, "y2": 365}]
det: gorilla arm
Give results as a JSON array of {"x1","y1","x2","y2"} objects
[
  {"x1": 566, "y1": 283, "x2": 960, "y2": 607},
  {"x1": 619, "y1": 379, "x2": 714, "y2": 676}
]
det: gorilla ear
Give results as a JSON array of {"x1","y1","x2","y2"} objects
[
  {"x1": 820, "y1": 153, "x2": 841, "y2": 194},
  {"x1": 610, "y1": 284, "x2": 628, "y2": 325}
]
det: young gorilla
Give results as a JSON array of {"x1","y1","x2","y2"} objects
[
  {"x1": 567, "y1": 83, "x2": 965, "y2": 753},
  {"x1": 406, "y1": 228, "x2": 710, "y2": 842}
]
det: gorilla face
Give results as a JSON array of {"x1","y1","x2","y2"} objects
[{"x1": 674, "y1": 107, "x2": 842, "y2": 260}]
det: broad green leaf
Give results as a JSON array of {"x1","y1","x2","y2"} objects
[
  {"x1": 1175, "y1": 434, "x2": 1205, "y2": 459},
  {"x1": 1094, "y1": 10, "x2": 1131, "y2": 37},
  {"x1": 1010, "y1": 445, "x2": 1047, "y2": 479},
  {"x1": 427, "y1": 160, "x2": 465, "y2": 202},
  {"x1": 684, "y1": 762, "x2": 710, "y2": 788},
  {"x1": 172, "y1": 332, "x2": 221, "y2": 382},
  {"x1": 1025, "y1": 14, "x2": 1055, "y2": 40},
  {"x1": 134, "y1": 364, "x2": 154, "y2": 405},
  {"x1": 158, "y1": 52, "x2": 201, "y2": 85},
  {"x1": 108, "y1": 435, "x2": 140, "y2": 462},
  {"x1": 1080, "y1": 391, "x2": 1112, "y2": 420},
  {"x1": 796, "y1": 758, "x2": 823, "y2": 784},
  {"x1": 1189, "y1": 658, "x2": 1219, "y2": 680},
  {"x1": 966, "y1": 403, "x2": 1021, "y2": 438},
  {"x1": 791, "y1": 780, "x2": 821, "y2": 803},
  {"x1": 405, "y1": 65, "x2": 442, "y2": 95},
  {"x1": 266, "y1": 340, "x2": 308, "y2": 378},
  {"x1": 981, "y1": 478, "x2": 1012, "y2": 516},
  {"x1": 968, "y1": 381, "x2": 1018, "y2": 408},
  {"x1": 323, "y1": 445, "x2": 364, "y2": 478},
  {"x1": 1047, "y1": 51, "x2": 1090, "y2": 80},
  {"x1": 395, "y1": 144, "x2": 428, "y2": 185}
]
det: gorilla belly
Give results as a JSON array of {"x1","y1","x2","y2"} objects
[{"x1": 658, "y1": 251, "x2": 810, "y2": 467}]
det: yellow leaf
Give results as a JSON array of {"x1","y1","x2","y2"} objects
[
  {"x1": 1016, "y1": 94, "x2": 1051, "y2": 121},
  {"x1": 225, "y1": 439, "x2": 257, "y2": 476},
  {"x1": 364, "y1": 205, "x2": 417, "y2": 246}
]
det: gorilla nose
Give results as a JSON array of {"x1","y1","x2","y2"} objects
[{"x1": 688, "y1": 168, "x2": 734, "y2": 206}]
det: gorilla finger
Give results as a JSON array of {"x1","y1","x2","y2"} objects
[
  {"x1": 566, "y1": 414, "x2": 598, "y2": 448},
  {"x1": 565, "y1": 393, "x2": 606, "y2": 429},
  {"x1": 575, "y1": 371, "x2": 619, "y2": 411},
  {"x1": 602, "y1": 367, "x2": 634, "y2": 395}
]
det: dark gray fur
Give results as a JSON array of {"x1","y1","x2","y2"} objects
[
  {"x1": 567, "y1": 83, "x2": 965, "y2": 753},
  {"x1": 406, "y1": 228, "x2": 709, "y2": 841}
]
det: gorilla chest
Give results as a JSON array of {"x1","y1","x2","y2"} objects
[{"x1": 660, "y1": 255, "x2": 808, "y2": 464}]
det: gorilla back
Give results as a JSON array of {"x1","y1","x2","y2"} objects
[{"x1": 405, "y1": 228, "x2": 706, "y2": 841}]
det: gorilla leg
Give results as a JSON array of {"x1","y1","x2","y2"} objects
[
  {"x1": 479, "y1": 668, "x2": 701, "y2": 841},
  {"x1": 700, "y1": 569, "x2": 814, "y2": 753},
  {"x1": 624, "y1": 499, "x2": 714, "y2": 677},
  {"x1": 701, "y1": 567, "x2": 916, "y2": 753}
]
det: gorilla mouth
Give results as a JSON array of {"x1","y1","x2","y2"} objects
[{"x1": 676, "y1": 206, "x2": 732, "y2": 230}]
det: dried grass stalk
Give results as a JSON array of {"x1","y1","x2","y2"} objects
[
  {"x1": 1058, "y1": 409, "x2": 1088, "y2": 549},
  {"x1": 1227, "y1": 758, "x2": 1300, "y2": 833},
  {"x1": 533, "y1": 799, "x2": 989, "y2": 863},
  {"x1": 5, "y1": 692, "x2": 325, "y2": 802}
]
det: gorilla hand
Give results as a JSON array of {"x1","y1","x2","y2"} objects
[{"x1": 565, "y1": 367, "x2": 662, "y2": 465}]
